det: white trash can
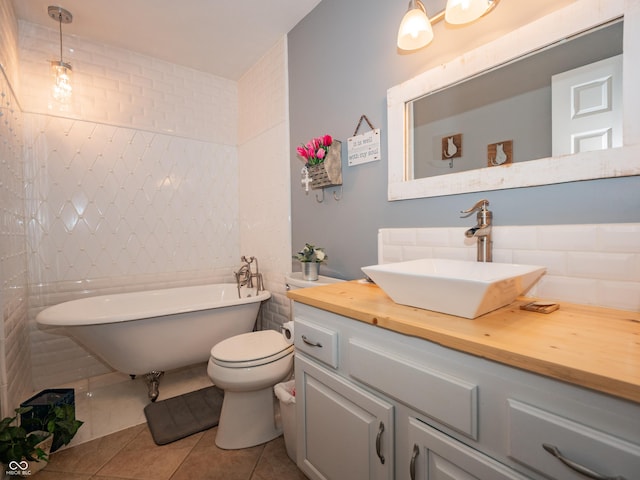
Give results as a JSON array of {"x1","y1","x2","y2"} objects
[{"x1": 274, "y1": 379, "x2": 296, "y2": 462}]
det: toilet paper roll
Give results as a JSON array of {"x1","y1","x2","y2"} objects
[{"x1": 282, "y1": 321, "x2": 294, "y2": 344}]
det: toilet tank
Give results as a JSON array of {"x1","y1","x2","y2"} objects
[
  {"x1": 285, "y1": 272, "x2": 344, "y2": 290},
  {"x1": 285, "y1": 273, "x2": 344, "y2": 321}
]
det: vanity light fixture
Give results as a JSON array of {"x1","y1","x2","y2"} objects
[
  {"x1": 48, "y1": 5, "x2": 73, "y2": 103},
  {"x1": 397, "y1": 0, "x2": 434, "y2": 51},
  {"x1": 397, "y1": 0, "x2": 500, "y2": 51}
]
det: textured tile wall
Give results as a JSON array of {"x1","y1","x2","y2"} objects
[
  {"x1": 238, "y1": 38, "x2": 293, "y2": 331},
  {"x1": 0, "y1": 0, "x2": 20, "y2": 90},
  {"x1": 23, "y1": 115, "x2": 240, "y2": 285},
  {"x1": 379, "y1": 224, "x2": 640, "y2": 311},
  {"x1": 16, "y1": 19, "x2": 246, "y2": 389},
  {"x1": 0, "y1": 67, "x2": 32, "y2": 414}
]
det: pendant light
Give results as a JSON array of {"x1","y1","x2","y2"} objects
[{"x1": 48, "y1": 6, "x2": 73, "y2": 103}]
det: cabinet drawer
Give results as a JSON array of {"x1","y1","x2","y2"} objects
[
  {"x1": 348, "y1": 339, "x2": 478, "y2": 439},
  {"x1": 294, "y1": 317, "x2": 339, "y2": 368},
  {"x1": 508, "y1": 399, "x2": 640, "y2": 479}
]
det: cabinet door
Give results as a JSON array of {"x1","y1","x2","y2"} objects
[
  {"x1": 408, "y1": 417, "x2": 530, "y2": 480},
  {"x1": 296, "y1": 354, "x2": 394, "y2": 480}
]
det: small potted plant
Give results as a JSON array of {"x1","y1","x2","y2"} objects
[
  {"x1": 294, "y1": 243, "x2": 327, "y2": 281},
  {"x1": 0, "y1": 407, "x2": 51, "y2": 476}
]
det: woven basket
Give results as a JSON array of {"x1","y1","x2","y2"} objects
[{"x1": 308, "y1": 140, "x2": 342, "y2": 189}]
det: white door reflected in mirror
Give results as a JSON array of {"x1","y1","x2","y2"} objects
[{"x1": 552, "y1": 55, "x2": 622, "y2": 156}]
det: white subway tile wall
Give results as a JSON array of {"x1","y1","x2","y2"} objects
[
  {"x1": 0, "y1": 67, "x2": 33, "y2": 415},
  {"x1": 0, "y1": 1, "x2": 33, "y2": 417},
  {"x1": 18, "y1": 21, "x2": 237, "y2": 144},
  {"x1": 379, "y1": 225, "x2": 640, "y2": 312},
  {"x1": 238, "y1": 38, "x2": 293, "y2": 332},
  {"x1": 0, "y1": 1, "x2": 19, "y2": 90}
]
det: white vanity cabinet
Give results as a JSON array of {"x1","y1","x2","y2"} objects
[
  {"x1": 294, "y1": 316, "x2": 394, "y2": 480},
  {"x1": 293, "y1": 302, "x2": 640, "y2": 480},
  {"x1": 295, "y1": 355, "x2": 394, "y2": 480}
]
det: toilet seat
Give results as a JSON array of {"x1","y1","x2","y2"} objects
[{"x1": 211, "y1": 330, "x2": 293, "y2": 368}]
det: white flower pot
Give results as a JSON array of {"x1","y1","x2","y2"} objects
[{"x1": 2, "y1": 431, "x2": 52, "y2": 478}]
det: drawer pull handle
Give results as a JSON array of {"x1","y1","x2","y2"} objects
[
  {"x1": 410, "y1": 443, "x2": 419, "y2": 480},
  {"x1": 375, "y1": 421, "x2": 385, "y2": 464},
  {"x1": 542, "y1": 444, "x2": 626, "y2": 480},
  {"x1": 301, "y1": 335, "x2": 322, "y2": 348}
]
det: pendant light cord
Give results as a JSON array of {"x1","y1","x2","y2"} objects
[{"x1": 58, "y1": 12, "x2": 64, "y2": 63}]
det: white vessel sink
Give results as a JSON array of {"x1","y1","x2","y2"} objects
[{"x1": 361, "y1": 258, "x2": 546, "y2": 319}]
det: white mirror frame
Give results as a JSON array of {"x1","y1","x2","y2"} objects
[{"x1": 387, "y1": 0, "x2": 640, "y2": 201}]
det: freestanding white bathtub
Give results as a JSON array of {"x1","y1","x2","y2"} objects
[{"x1": 36, "y1": 283, "x2": 270, "y2": 400}]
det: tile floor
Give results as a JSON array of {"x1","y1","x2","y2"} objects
[
  {"x1": 35, "y1": 424, "x2": 306, "y2": 480},
  {"x1": 27, "y1": 364, "x2": 306, "y2": 479}
]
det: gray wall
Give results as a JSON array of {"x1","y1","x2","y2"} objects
[{"x1": 288, "y1": 0, "x2": 640, "y2": 280}]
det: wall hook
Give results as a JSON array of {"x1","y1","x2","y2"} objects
[
  {"x1": 315, "y1": 189, "x2": 325, "y2": 203},
  {"x1": 333, "y1": 186, "x2": 343, "y2": 201}
]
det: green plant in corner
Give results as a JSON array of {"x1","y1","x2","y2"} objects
[
  {"x1": 45, "y1": 404, "x2": 83, "y2": 452},
  {"x1": 0, "y1": 407, "x2": 50, "y2": 466}
]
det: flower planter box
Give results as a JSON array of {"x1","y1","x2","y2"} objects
[{"x1": 309, "y1": 140, "x2": 342, "y2": 189}]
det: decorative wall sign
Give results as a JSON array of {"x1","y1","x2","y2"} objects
[
  {"x1": 348, "y1": 114, "x2": 381, "y2": 166},
  {"x1": 487, "y1": 140, "x2": 513, "y2": 166},
  {"x1": 348, "y1": 129, "x2": 381, "y2": 165},
  {"x1": 441, "y1": 134, "x2": 462, "y2": 160}
]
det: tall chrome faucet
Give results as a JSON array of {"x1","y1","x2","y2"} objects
[{"x1": 461, "y1": 199, "x2": 493, "y2": 262}]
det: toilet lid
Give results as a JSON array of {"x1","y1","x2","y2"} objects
[{"x1": 211, "y1": 330, "x2": 292, "y2": 364}]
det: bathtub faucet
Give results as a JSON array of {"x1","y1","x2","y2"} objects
[{"x1": 235, "y1": 256, "x2": 264, "y2": 298}]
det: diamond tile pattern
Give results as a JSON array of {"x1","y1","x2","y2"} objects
[{"x1": 24, "y1": 114, "x2": 240, "y2": 285}]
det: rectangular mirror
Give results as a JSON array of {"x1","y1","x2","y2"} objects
[{"x1": 387, "y1": 0, "x2": 640, "y2": 200}]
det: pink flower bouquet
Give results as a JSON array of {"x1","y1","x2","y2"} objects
[{"x1": 296, "y1": 134, "x2": 333, "y2": 166}]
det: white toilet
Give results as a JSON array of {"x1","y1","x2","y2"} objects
[
  {"x1": 208, "y1": 272, "x2": 343, "y2": 450},
  {"x1": 207, "y1": 329, "x2": 294, "y2": 449}
]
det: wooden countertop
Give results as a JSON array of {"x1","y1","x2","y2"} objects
[{"x1": 287, "y1": 280, "x2": 640, "y2": 404}]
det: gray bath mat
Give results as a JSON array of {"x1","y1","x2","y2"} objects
[{"x1": 144, "y1": 386, "x2": 224, "y2": 445}]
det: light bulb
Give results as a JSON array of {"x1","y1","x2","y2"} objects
[
  {"x1": 445, "y1": 0, "x2": 491, "y2": 25},
  {"x1": 52, "y1": 61, "x2": 72, "y2": 103}
]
